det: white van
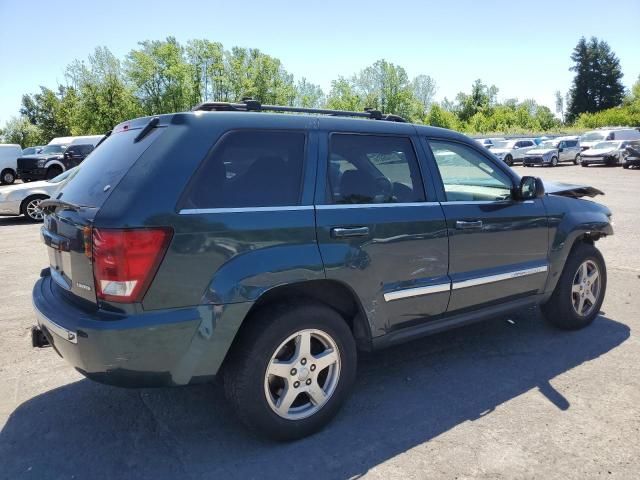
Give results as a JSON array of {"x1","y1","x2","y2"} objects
[
  {"x1": 580, "y1": 128, "x2": 640, "y2": 150},
  {"x1": 48, "y1": 135, "x2": 105, "y2": 147},
  {"x1": 0, "y1": 144, "x2": 22, "y2": 185}
]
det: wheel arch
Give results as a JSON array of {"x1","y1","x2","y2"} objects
[{"x1": 241, "y1": 279, "x2": 372, "y2": 350}]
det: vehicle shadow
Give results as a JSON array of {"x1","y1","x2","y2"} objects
[
  {"x1": 0, "y1": 310, "x2": 629, "y2": 480},
  {"x1": 0, "y1": 216, "x2": 34, "y2": 227}
]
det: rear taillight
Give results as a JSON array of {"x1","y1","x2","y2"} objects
[{"x1": 92, "y1": 227, "x2": 173, "y2": 303}]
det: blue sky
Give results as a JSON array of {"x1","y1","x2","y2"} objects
[{"x1": 1, "y1": 0, "x2": 639, "y2": 125}]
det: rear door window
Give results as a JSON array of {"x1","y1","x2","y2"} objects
[
  {"x1": 181, "y1": 130, "x2": 306, "y2": 209},
  {"x1": 327, "y1": 134, "x2": 425, "y2": 204}
]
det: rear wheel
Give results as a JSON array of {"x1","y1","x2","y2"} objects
[
  {"x1": 504, "y1": 155, "x2": 513, "y2": 166},
  {"x1": 1, "y1": 169, "x2": 16, "y2": 185},
  {"x1": 223, "y1": 302, "x2": 357, "y2": 440},
  {"x1": 542, "y1": 242, "x2": 606, "y2": 330},
  {"x1": 623, "y1": 164, "x2": 630, "y2": 169},
  {"x1": 21, "y1": 195, "x2": 48, "y2": 222},
  {"x1": 550, "y1": 156, "x2": 558, "y2": 167},
  {"x1": 45, "y1": 165, "x2": 63, "y2": 180}
]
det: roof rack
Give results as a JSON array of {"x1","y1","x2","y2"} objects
[{"x1": 191, "y1": 99, "x2": 407, "y2": 123}]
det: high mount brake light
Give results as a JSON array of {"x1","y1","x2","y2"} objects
[{"x1": 92, "y1": 228, "x2": 173, "y2": 303}]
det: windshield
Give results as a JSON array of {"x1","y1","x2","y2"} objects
[
  {"x1": 581, "y1": 132, "x2": 607, "y2": 142},
  {"x1": 39, "y1": 145, "x2": 67, "y2": 154},
  {"x1": 539, "y1": 140, "x2": 559, "y2": 148},
  {"x1": 593, "y1": 141, "x2": 620, "y2": 150},
  {"x1": 46, "y1": 166, "x2": 78, "y2": 184},
  {"x1": 492, "y1": 140, "x2": 515, "y2": 149}
]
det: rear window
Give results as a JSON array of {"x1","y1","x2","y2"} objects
[
  {"x1": 57, "y1": 127, "x2": 164, "y2": 208},
  {"x1": 180, "y1": 130, "x2": 306, "y2": 209}
]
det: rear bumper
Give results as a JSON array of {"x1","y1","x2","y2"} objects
[
  {"x1": 17, "y1": 167, "x2": 46, "y2": 180},
  {"x1": 32, "y1": 274, "x2": 250, "y2": 387}
]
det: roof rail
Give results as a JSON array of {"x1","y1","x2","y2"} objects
[{"x1": 191, "y1": 99, "x2": 407, "y2": 123}]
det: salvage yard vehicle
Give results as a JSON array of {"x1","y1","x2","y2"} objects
[
  {"x1": 621, "y1": 142, "x2": 640, "y2": 169},
  {"x1": 579, "y1": 127, "x2": 640, "y2": 151},
  {"x1": 523, "y1": 136, "x2": 581, "y2": 167},
  {"x1": 0, "y1": 144, "x2": 22, "y2": 184},
  {"x1": 17, "y1": 136, "x2": 102, "y2": 181},
  {"x1": 580, "y1": 140, "x2": 631, "y2": 167},
  {"x1": 31, "y1": 101, "x2": 613, "y2": 440},
  {"x1": 490, "y1": 138, "x2": 537, "y2": 165},
  {"x1": 0, "y1": 167, "x2": 77, "y2": 221},
  {"x1": 475, "y1": 137, "x2": 504, "y2": 149}
]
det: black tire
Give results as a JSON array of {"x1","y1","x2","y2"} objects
[
  {"x1": 542, "y1": 242, "x2": 606, "y2": 330},
  {"x1": 574, "y1": 154, "x2": 580, "y2": 165},
  {"x1": 45, "y1": 166, "x2": 63, "y2": 180},
  {"x1": 581, "y1": 162, "x2": 588, "y2": 167},
  {"x1": 623, "y1": 164, "x2": 629, "y2": 169},
  {"x1": 550, "y1": 156, "x2": 558, "y2": 167},
  {"x1": 223, "y1": 301, "x2": 357, "y2": 440},
  {"x1": 21, "y1": 195, "x2": 48, "y2": 222},
  {"x1": 504, "y1": 155, "x2": 513, "y2": 166},
  {"x1": 1, "y1": 169, "x2": 16, "y2": 185}
]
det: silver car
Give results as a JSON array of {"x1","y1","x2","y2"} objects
[
  {"x1": 580, "y1": 141, "x2": 630, "y2": 167},
  {"x1": 0, "y1": 167, "x2": 77, "y2": 221},
  {"x1": 490, "y1": 138, "x2": 537, "y2": 166},
  {"x1": 522, "y1": 137, "x2": 582, "y2": 167}
]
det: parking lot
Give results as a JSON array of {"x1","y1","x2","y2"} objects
[{"x1": 0, "y1": 164, "x2": 638, "y2": 480}]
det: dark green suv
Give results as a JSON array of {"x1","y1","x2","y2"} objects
[{"x1": 31, "y1": 101, "x2": 613, "y2": 440}]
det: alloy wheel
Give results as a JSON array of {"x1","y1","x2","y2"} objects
[
  {"x1": 26, "y1": 198, "x2": 45, "y2": 221},
  {"x1": 264, "y1": 328, "x2": 341, "y2": 420},
  {"x1": 571, "y1": 260, "x2": 601, "y2": 317}
]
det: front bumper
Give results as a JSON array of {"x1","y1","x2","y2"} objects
[
  {"x1": 17, "y1": 167, "x2": 47, "y2": 180},
  {"x1": 32, "y1": 274, "x2": 250, "y2": 387},
  {"x1": 581, "y1": 156, "x2": 617, "y2": 165},
  {"x1": 0, "y1": 199, "x2": 21, "y2": 216},
  {"x1": 622, "y1": 157, "x2": 640, "y2": 167},
  {"x1": 523, "y1": 156, "x2": 549, "y2": 166}
]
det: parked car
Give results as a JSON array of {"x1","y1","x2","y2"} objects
[
  {"x1": 475, "y1": 137, "x2": 504, "y2": 149},
  {"x1": 0, "y1": 167, "x2": 78, "y2": 221},
  {"x1": 22, "y1": 146, "x2": 44, "y2": 156},
  {"x1": 17, "y1": 141, "x2": 97, "y2": 181},
  {"x1": 523, "y1": 137, "x2": 582, "y2": 167},
  {"x1": 580, "y1": 140, "x2": 631, "y2": 167},
  {"x1": 0, "y1": 144, "x2": 22, "y2": 185},
  {"x1": 31, "y1": 102, "x2": 613, "y2": 440},
  {"x1": 490, "y1": 138, "x2": 537, "y2": 165},
  {"x1": 534, "y1": 136, "x2": 550, "y2": 145},
  {"x1": 621, "y1": 142, "x2": 640, "y2": 169},
  {"x1": 579, "y1": 128, "x2": 640, "y2": 151}
]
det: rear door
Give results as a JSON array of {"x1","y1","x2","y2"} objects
[
  {"x1": 315, "y1": 131, "x2": 449, "y2": 336},
  {"x1": 424, "y1": 138, "x2": 549, "y2": 313}
]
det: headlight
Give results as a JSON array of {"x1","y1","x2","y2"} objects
[{"x1": 37, "y1": 159, "x2": 46, "y2": 167}]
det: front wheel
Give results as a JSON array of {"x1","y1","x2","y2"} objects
[
  {"x1": 45, "y1": 165, "x2": 63, "y2": 180},
  {"x1": 574, "y1": 154, "x2": 581, "y2": 165},
  {"x1": 504, "y1": 155, "x2": 513, "y2": 166},
  {"x1": 223, "y1": 302, "x2": 357, "y2": 440},
  {"x1": 550, "y1": 156, "x2": 558, "y2": 167},
  {"x1": 21, "y1": 195, "x2": 48, "y2": 222},
  {"x1": 623, "y1": 164, "x2": 630, "y2": 169},
  {"x1": 542, "y1": 242, "x2": 606, "y2": 330}
]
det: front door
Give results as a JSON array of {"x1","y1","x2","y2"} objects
[
  {"x1": 425, "y1": 139, "x2": 549, "y2": 313},
  {"x1": 315, "y1": 132, "x2": 449, "y2": 336}
]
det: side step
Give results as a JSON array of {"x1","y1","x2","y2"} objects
[{"x1": 31, "y1": 326, "x2": 50, "y2": 348}]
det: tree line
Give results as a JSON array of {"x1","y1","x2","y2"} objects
[{"x1": 1, "y1": 36, "x2": 637, "y2": 147}]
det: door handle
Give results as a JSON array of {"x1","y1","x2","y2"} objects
[
  {"x1": 331, "y1": 226, "x2": 370, "y2": 238},
  {"x1": 455, "y1": 220, "x2": 483, "y2": 230}
]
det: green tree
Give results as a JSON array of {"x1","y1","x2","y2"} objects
[
  {"x1": 126, "y1": 37, "x2": 193, "y2": 114},
  {"x1": 294, "y1": 78, "x2": 324, "y2": 108},
  {"x1": 567, "y1": 37, "x2": 625, "y2": 121},
  {"x1": 426, "y1": 104, "x2": 460, "y2": 130},
  {"x1": 454, "y1": 79, "x2": 498, "y2": 123},
  {"x1": 19, "y1": 86, "x2": 74, "y2": 142},
  {"x1": 67, "y1": 47, "x2": 141, "y2": 133},
  {"x1": 325, "y1": 77, "x2": 363, "y2": 111},
  {"x1": 354, "y1": 59, "x2": 417, "y2": 118},
  {"x1": 411, "y1": 74, "x2": 437, "y2": 114},
  {"x1": 185, "y1": 39, "x2": 227, "y2": 103},
  {"x1": 0, "y1": 116, "x2": 44, "y2": 146}
]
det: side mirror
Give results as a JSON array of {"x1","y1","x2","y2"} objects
[
  {"x1": 558, "y1": 147, "x2": 564, "y2": 152},
  {"x1": 513, "y1": 145, "x2": 520, "y2": 150},
  {"x1": 518, "y1": 176, "x2": 545, "y2": 200}
]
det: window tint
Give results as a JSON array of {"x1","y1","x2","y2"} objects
[
  {"x1": 327, "y1": 134, "x2": 425, "y2": 204},
  {"x1": 80, "y1": 145, "x2": 94, "y2": 155},
  {"x1": 182, "y1": 130, "x2": 306, "y2": 209},
  {"x1": 429, "y1": 140, "x2": 514, "y2": 202}
]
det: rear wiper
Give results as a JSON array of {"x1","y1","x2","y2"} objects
[
  {"x1": 134, "y1": 117, "x2": 160, "y2": 143},
  {"x1": 94, "y1": 130, "x2": 111, "y2": 149},
  {"x1": 39, "y1": 199, "x2": 86, "y2": 213}
]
